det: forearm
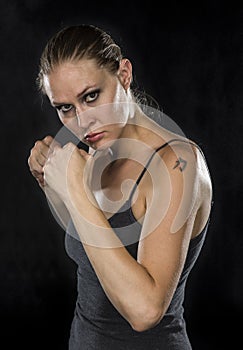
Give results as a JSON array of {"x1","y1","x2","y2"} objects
[{"x1": 64, "y1": 189, "x2": 162, "y2": 330}]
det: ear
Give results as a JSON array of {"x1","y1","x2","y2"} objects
[{"x1": 117, "y1": 58, "x2": 133, "y2": 91}]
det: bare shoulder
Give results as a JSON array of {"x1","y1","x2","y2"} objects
[
  {"x1": 153, "y1": 137, "x2": 213, "y2": 237},
  {"x1": 158, "y1": 138, "x2": 212, "y2": 187}
]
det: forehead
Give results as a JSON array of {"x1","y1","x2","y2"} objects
[
  {"x1": 52, "y1": 58, "x2": 101, "y2": 78},
  {"x1": 44, "y1": 59, "x2": 109, "y2": 100}
]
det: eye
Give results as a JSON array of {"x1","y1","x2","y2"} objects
[
  {"x1": 84, "y1": 90, "x2": 100, "y2": 103},
  {"x1": 56, "y1": 104, "x2": 73, "y2": 113}
]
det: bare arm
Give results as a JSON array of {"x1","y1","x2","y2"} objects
[{"x1": 52, "y1": 142, "x2": 201, "y2": 332}]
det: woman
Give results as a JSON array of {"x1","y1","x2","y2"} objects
[{"x1": 28, "y1": 24, "x2": 213, "y2": 349}]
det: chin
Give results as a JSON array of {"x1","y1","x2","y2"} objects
[{"x1": 89, "y1": 140, "x2": 112, "y2": 153}]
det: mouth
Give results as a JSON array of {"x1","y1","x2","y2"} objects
[{"x1": 84, "y1": 131, "x2": 105, "y2": 143}]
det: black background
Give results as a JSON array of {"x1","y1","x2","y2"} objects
[{"x1": 1, "y1": 0, "x2": 242, "y2": 349}]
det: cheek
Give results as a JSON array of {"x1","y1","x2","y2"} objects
[
  {"x1": 58, "y1": 113, "x2": 80, "y2": 135},
  {"x1": 107, "y1": 85, "x2": 130, "y2": 125},
  {"x1": 94, "y1": 102, "x2": 129, "y2": 130},
  {"x1": 113, "y1": 83, "x2": 126, "y2": 103},
  {"x1": 114, "y1": 104, "x2": 130, "y2": 126}
]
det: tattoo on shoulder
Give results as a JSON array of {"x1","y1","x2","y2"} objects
[{"x1": 173, "y1": 157, "x2": 187, "y2": 172}]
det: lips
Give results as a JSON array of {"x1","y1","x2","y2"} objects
[{"x1": 84, "y1": 131, "x2": 105, "y2": 143}]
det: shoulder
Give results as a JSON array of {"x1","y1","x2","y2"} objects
[
  {"x1": 162, "y1": 138, "x2": 213, "y2": 231},
  {"x1": 150, "y1": 138, "x2": 199, "y2": 188},
  {"x1": 154, "y1": 137, "x2": 211, "y2": 184},
  {"x1": 145, "y1": 137, "x2": 212, "y2": 230}
]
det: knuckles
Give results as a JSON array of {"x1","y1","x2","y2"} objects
[
  {"x1": 29, "y1": 140, "x2": 78, "y2": 176},
  {"x1": 34, "y1": 140, "x2": 42, "y2": 148},
  {"x1": 30, "y1": 147, "x2": 38, "y2": 157},
  {"x1": 63, "y1": 142, "x2": 76, "y2": 150},
  {"x1": 43, "y1": 135, "x2": 53, "y2": 144},
  {"x1": 28, "y1": 137, "x2": 53, "y2": 183}
]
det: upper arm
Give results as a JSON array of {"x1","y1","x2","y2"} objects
[{"x1": 137, "y1": 142, "x2": 200, "y2": 312}]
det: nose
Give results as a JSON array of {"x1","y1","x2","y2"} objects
[{"x1": 76, "y1": 106, "x2": 96, "y2": 130}]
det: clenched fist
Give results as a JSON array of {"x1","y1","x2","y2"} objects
[{"x1": 28, "y1": 135, "x2": 60, "y2": 187}]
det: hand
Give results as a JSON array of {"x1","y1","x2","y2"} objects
[
  {"x1": 43, "y1": 142, "x2": 92, "y2": 205},
  {"x1": 28, "y1": 135, "x2": 60, "y2": 187}
]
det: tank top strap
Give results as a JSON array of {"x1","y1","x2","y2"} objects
[
  {"x1": 127, "y1": 138, "x2": 202, "y2": 203},
  {"x1": 128, "y1": 139, "x2": 173, "y2": 202}
]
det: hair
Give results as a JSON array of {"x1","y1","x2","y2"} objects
[
  {"x1": 37, "y1": 24, "x2": 123, "y2": 93},
  {"x1": 37, "y1": 23, "x2": 161, "y2": 113}
]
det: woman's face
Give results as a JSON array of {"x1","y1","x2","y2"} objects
[{"x1": 43, "y1": 58, "x2": 132, "y2": 150}]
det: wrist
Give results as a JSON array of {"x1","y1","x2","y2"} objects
[{"x1": 66, "y1": 178, "x2": 96, "y2": 212}]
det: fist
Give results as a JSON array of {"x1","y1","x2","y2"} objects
[
  {"x1": 43, "y1": 143, "x2": 92, "y2": 203},
  {"x1": 28, "y1": 136, "x2": 60, "y2": 187}
]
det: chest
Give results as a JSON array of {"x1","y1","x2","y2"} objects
[{"x1": 91, "y1": 157, "x2": 149, "y2": 219}]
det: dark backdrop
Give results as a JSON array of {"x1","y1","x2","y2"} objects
[{"x1": 1, "y1": 0, "x2": 242, "y2": 349}]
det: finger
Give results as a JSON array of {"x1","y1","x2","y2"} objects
[
  {"x1": 62, "y1": 142, "x2": 77, "y2": 154},
  {"x1": 36, "y1": 150, "x2": 47, "y2": 168},
  {"x1": 79, "y1": 148, "x2": 91, "y2": 161},
  {"x1": 33, "y1": 170, "x2": 44, "y2": 184},
  {"x1": 34, "y1": 140, "x2": 51, "y2": 160},
  {"x1": 37, "y1": 174, "x2": 45, "y2": 187},
  {"x1": 42, "y1": 135, "x2": 54, "y2": 147},
  {"x1": 29, "y1": 159, "x2": 44, "y2": 184},
  {"x1": 63, "y1": 142, "x2": 76, "y2": 149},
  {"x1": 51, "y1": 142, "x2": 62, "y2": 154},
  {"x1": 28, "y1": 152, "x2": 43, "y2": 173},
  {"x1": 43, "y1": 136, "x2": 61, "y2": 152},
  {"x1": 29, "y1": 148, "x2": 47, "y2": 169},
  {"x1": 79, "y1": 148, "x2": 88, "y2": 157},
  {"x1": 36, "y1": 136, "x2": 59, "y2": 160}
]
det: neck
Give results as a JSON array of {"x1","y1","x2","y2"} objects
[{"x1": 109, "y1": 106, "x2": 165, "y2": 162}]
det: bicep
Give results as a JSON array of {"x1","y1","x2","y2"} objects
[{"x1": 137, "y1": 145, "x2": 199, "y2": 308}]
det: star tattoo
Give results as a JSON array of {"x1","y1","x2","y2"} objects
[{"x1": 173, "y1": 157, "x2": 187, "y2": 172}]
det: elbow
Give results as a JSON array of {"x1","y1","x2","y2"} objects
[{"x1": 130, "y1": 306, "x2": 164, "y2": 333}]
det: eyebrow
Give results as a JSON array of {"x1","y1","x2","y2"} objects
[{"x1": 51, "y1": 85, "x2": 97, "y2": 106}]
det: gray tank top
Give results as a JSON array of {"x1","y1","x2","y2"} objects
[{"x1": 65, "y1": 140, "x2": 212, "y2": 349}]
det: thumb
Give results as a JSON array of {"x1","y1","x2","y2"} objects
[{"x1": 79, "y1": 148, "x2": 92, "y2": 161}]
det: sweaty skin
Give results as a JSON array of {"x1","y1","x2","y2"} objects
[{"x1": 28, "y1": 57, "x2": 212, "y2": 332}]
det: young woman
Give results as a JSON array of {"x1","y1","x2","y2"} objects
[{"x1": 28, "y1": 24, "x2": 213, "y2": 349}]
